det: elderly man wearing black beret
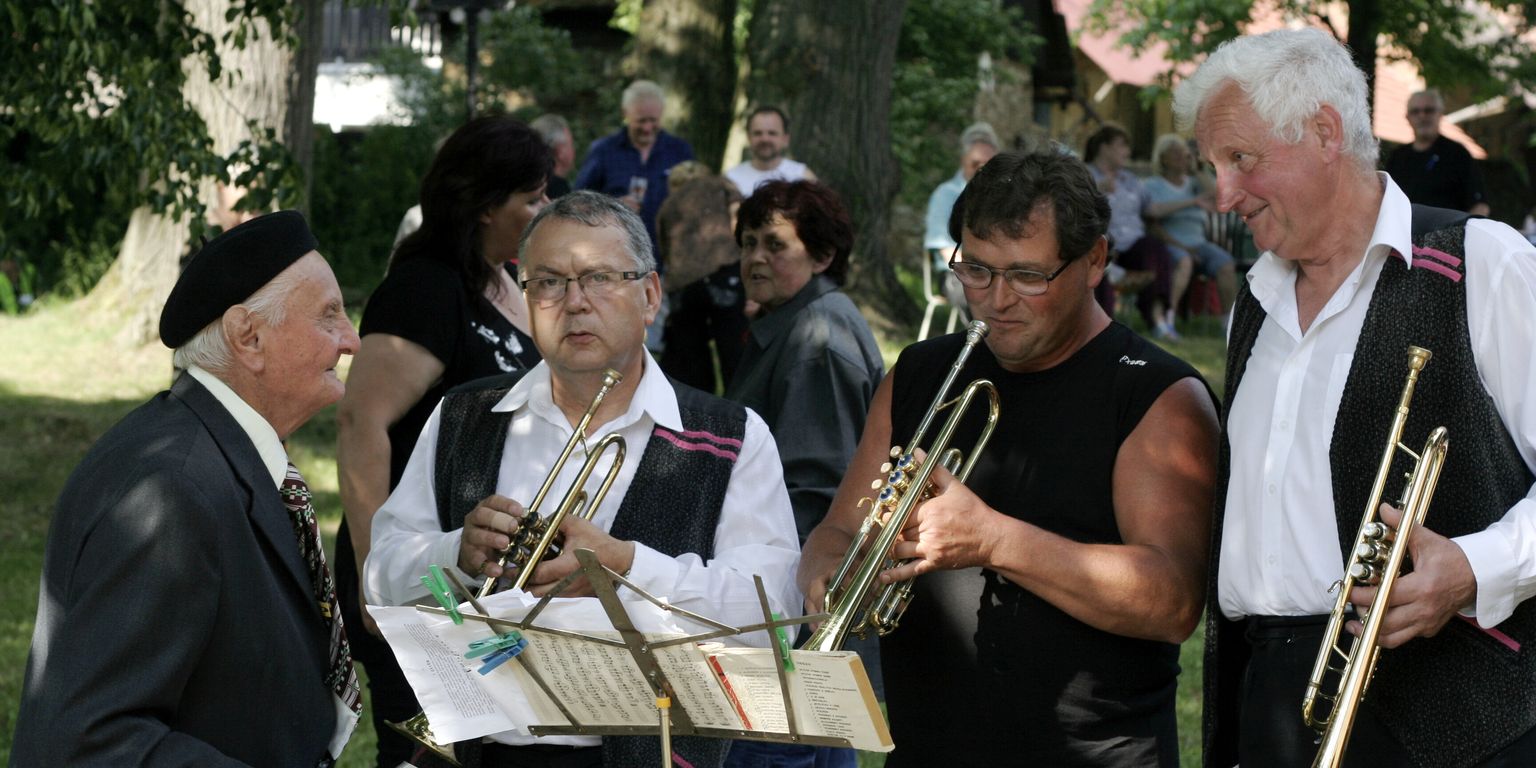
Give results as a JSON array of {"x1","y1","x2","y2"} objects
[{"x1": 11, "y1": 211, "x2": 364, "y2": 767}]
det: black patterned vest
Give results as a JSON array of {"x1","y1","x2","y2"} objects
[
  {"x1": 432, "y1": 370, "x2": 747, "y2": 768},
  {"x1": 1205, "y1": 207, "x2": 1536, "y2": 768}
]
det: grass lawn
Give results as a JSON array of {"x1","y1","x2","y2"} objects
[{"x1": 0, "y1": 299, "x2": 1227, "y2": 766}]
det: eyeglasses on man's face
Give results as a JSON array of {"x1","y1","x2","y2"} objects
[
  {"x1": 948, "y1": 247, "x2": 1072, "y2": 297},
  {"x1": 520, "y1": 270, "x2": 648, "y2": 304},
  {"x1": 1407, "y1": 106, "x2": 1440, "y2": 116}
]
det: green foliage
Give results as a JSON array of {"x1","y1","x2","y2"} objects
[
  {"x1": 309, "y1": 125, "x2": 436, "y2": 295},
  {"x1": 891, "y1": 0, "x2": 1040, "y2": 207},
  {"x1": 480, "y1": 6, "x2": 620, "y2": 150},
  {"x1": 1084, "y1": 0, "x2": 1536, "y2": 103},
  {"x1": 0, "y1": 0, "x2": 300, "y2": 298}
]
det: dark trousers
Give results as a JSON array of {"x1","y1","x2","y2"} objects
[
  {"x1": 472, "y1": 743, "x2": 602, "y2": 768},
  {"x1": 335, "y1": 519, "x2": 422, "y2": 768},
  {"x1": 724, "y1": 741, "x2": 857, "y2": 768},
  {"x1": 662, "y1": 266, "x2": 748, "y2": 394},
  {"x1": 1239, "y1": 615, "x2": 1536, "y2": 767}
]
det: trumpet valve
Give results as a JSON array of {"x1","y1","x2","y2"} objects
[
  {"x1": 1353, "y1": 541, "x2": 1385, "y2": 563},
  {"x1": 1361, "y1": 522, "x2": 1390, "y2": 541},
  {"x1": 1348, "y1": 562, "x2": 1380, "y2": 584}
]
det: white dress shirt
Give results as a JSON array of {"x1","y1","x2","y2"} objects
[
  {"x1": 365, "y1": 354, "x2": 802, "y2": 746},
  {"x1": 1220, "y1": 175, "x2": 1536, "y2": 627}
]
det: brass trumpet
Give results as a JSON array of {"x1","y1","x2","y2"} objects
[
  {"x1": 478, "y1": 368, "x2": 628, "y2": 598},
  {"x1": 804, "y1": 320, "x2": 1000, "y2": 652},
  {"x1": 1302, "y1": 346, "x2": 1450, "y2": 768}
]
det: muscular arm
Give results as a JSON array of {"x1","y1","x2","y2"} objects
[
  {"x1": 336, "y1": 333, "x2": 445, "y2": 577},
  {"x1": 886, "y1": 377, "x2": 1218, "y2": 644}
]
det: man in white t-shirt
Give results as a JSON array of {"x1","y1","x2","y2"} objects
[{"x1": 725, "y1": 106, "x2": 816, "y2": 197}]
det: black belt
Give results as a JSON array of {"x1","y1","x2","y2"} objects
[{"x1": 1244, "y1": 613, "x2": 1331, "y2": 642}]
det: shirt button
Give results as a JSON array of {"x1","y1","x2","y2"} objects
[
  {"x1": 1279, "y1": 420, "x2": 1289, "y2": 430},
  {"x1": 1267, "y1": 555, "x2": 1278, "y2": 566},
  {"x1": 1268, "y1": 483, "x2": 1278, "y2": 495}
]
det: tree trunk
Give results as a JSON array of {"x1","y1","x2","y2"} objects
[
  {"x1": 746, "y1": 0, "x2": 916, "y2": 331},
  {"x1": 1346, "y1": 0, "x2": 1381, "y2": 114},
  {"x1": 634, "y1": 0, "x2": 739, "y2": 170},
  {"x1": 88, "y1": 0, "x2": 295, "y2": 344},
  {"x1": 287, "y1": 0, "x2": 325, "y2": 215}
]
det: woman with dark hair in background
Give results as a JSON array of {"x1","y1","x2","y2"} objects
[
  {"x1": 724, "y1": 180, "x2": 883, "y2": 768},
  {"x1": 335, "y1": 115, "x2": 550, "y2": 767},
  {"x1": 1084, "y1": 124, "x2": 1180, "y2": 340}
]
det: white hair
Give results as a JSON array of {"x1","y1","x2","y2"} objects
[
  {"x1": 960, "y1": 121, "x2": 1001, "y2": 152},
  {"x1": 621, "y1": 80, "x2": 665, "y2": 111},
  {"x1": 171, "y1": 268, "x2": 300, "y2": 373},
  {"x1": 1152, "y1": 133, "x2": 1189, "y2": 174},
  {"x1": 1173, "y1": 27, "x2": 1378, "y2": 169}
]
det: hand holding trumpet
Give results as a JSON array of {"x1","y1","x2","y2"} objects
[
  {"x1": 1346, "y1": 502, "x2": 1477, "y2": 648},
  {"x1": 458, "y1": 493, "x2": 635, "y2": 597}
]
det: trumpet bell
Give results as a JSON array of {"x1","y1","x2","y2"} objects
[{"x1": 387, "y1": 712, "x2": 461, "y2": 767}]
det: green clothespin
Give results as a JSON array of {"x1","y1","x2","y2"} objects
[
  {"x1": 771, "y1": 612, "x2": 795, "y2": 672},
  {"x1": 421, "y1": 564, "x2": 463, "y2": 625}
]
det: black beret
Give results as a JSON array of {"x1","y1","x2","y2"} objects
[{"x1": 159, "y1": 210, "x2": 320, "y2": 348}]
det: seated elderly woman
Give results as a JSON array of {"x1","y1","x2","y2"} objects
[
  {"x1": 723, "y1": 180, "x2": 884, "y2": 768},
  {"x1": 1144, "y1": 133, "x2": 1237, "y2": 326}
]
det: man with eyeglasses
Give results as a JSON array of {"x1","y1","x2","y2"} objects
[
  {"x1": 798, "y1": 150, "x2": 1219, "y2": 766},
  {"x1": 1385, "y1": 90, "x2": 1490, "y2": 216},
  {"x1": 365, "y1": 191, "x2": 801, "y2": 768}
]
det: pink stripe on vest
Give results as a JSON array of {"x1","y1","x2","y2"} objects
[
  {"x1": 1412, "y1": 244, "x2": 1463, "y2": 268},
  {"x1": 676, "y1": 428, "x2": 744, "y2": 449},
  {"x1": 653, "y1": 427, "x2": 740, "y2": 461},
  {"x1": 1458, "y1": 615, "x2": 1522, "y2": 652}
]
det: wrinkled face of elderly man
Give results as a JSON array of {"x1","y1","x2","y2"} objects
[{"x1": 1195, "y1": 84, "x2": 1345, "y2": 262}]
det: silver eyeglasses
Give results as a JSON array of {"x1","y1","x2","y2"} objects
[
  {"x1": 947, "y1": 247, "x2": 1071, "y2": 297},
  {"x1": 520, "y1": 270, "x2": 648, "y2": 304}
]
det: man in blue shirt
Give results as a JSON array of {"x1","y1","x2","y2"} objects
[{"x1": 576, "y1": 79, "x2": 696, "y2": 260}]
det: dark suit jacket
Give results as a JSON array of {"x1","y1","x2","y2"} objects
[{"x1": 11, "y1": 373, "x2": 338, "y2": 767}]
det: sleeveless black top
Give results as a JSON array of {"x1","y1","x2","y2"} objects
[{"x1": 881, "y1": 322, "x2": 1207, "y2": 767}]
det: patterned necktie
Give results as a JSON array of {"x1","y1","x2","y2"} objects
[{"x1": 280, "y1": 463, "x2": 362, "y2": 716}]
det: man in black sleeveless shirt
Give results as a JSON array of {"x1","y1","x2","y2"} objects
[
  {"x1": 798, "y1": 151, "x2": 1219, "y2": 766},
  {"x1": 366, "y1": 192, "x2": 801, "y2": 768},
  {"x1": 1177, "y1": 28, "x2": 1536, "y2": 768}
]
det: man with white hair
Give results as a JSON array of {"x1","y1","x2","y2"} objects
[
  {"x1": 1179, "y1": 28, "x2": 1536, "y2": 767},
  {"x1": 575, "y1": 79, "x2": 695, "y2": 254},
  {"x1": 924, "y1": 122, "x2": 1001, "y2": 321},
  {"x1": 531, "y1": 113, "x2": 576, "y2": 198},
  {"x1": 12, "y1": 211, "x2": 364, "y2": 765}
]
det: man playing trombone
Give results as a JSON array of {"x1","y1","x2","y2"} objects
[
  {"x1": 365, "y1": 191, "x2": 801, "y2": 768},
  {"x1": 1179, "y1": 29, "x2": 1536, "y2": 767},
  {"x1": 798, "y1": 150, "x2": 1220, "y2": 766}
]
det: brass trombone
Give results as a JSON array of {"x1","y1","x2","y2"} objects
[
  {"x1": 804, "y1": 320, "x2": 1000, "y2": 652},
  {"x1": 477, "y1": 367, "x2": 628, "y2": 598},
  {"x1": 387, "y1": 369, "x2": 629, "y2": 762},
  {"x1": 1302, "y1": 346, "x2": 1450, "y2": 768}
]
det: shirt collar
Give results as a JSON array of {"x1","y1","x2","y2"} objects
[
  {"x1": 492, "y1": 351, "x2": 684, "y2": 434},
  {"x1": 186, "y1": 365, "x2": 288, "y2": 488},
  {"x1": 749, "y1": 274, "x2": 839, "y2": 347}
]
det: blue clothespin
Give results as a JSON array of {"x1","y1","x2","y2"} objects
[
  {"x1": 476, "y1": 635, "x2": 529, "y2": 675},
  {"x1": 421, "y1": 564, "x2": 462, "y2": 625},
  {"x1": 466, "y1": 630, "x2": 526, "y2": 659},
  {"x1": 771, "y1": 612, "x2": 795, "y2": 672}
]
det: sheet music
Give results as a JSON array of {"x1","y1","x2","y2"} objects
[
  {"x1": 370, "y1": 606, "x2": 516, "y2": 743},
  {"x1": 652, "y1": 644, "x2": 745, "y2": 730},
  {"x1": 705, "y1": 649, "x2": 893, "y2": 751}
]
